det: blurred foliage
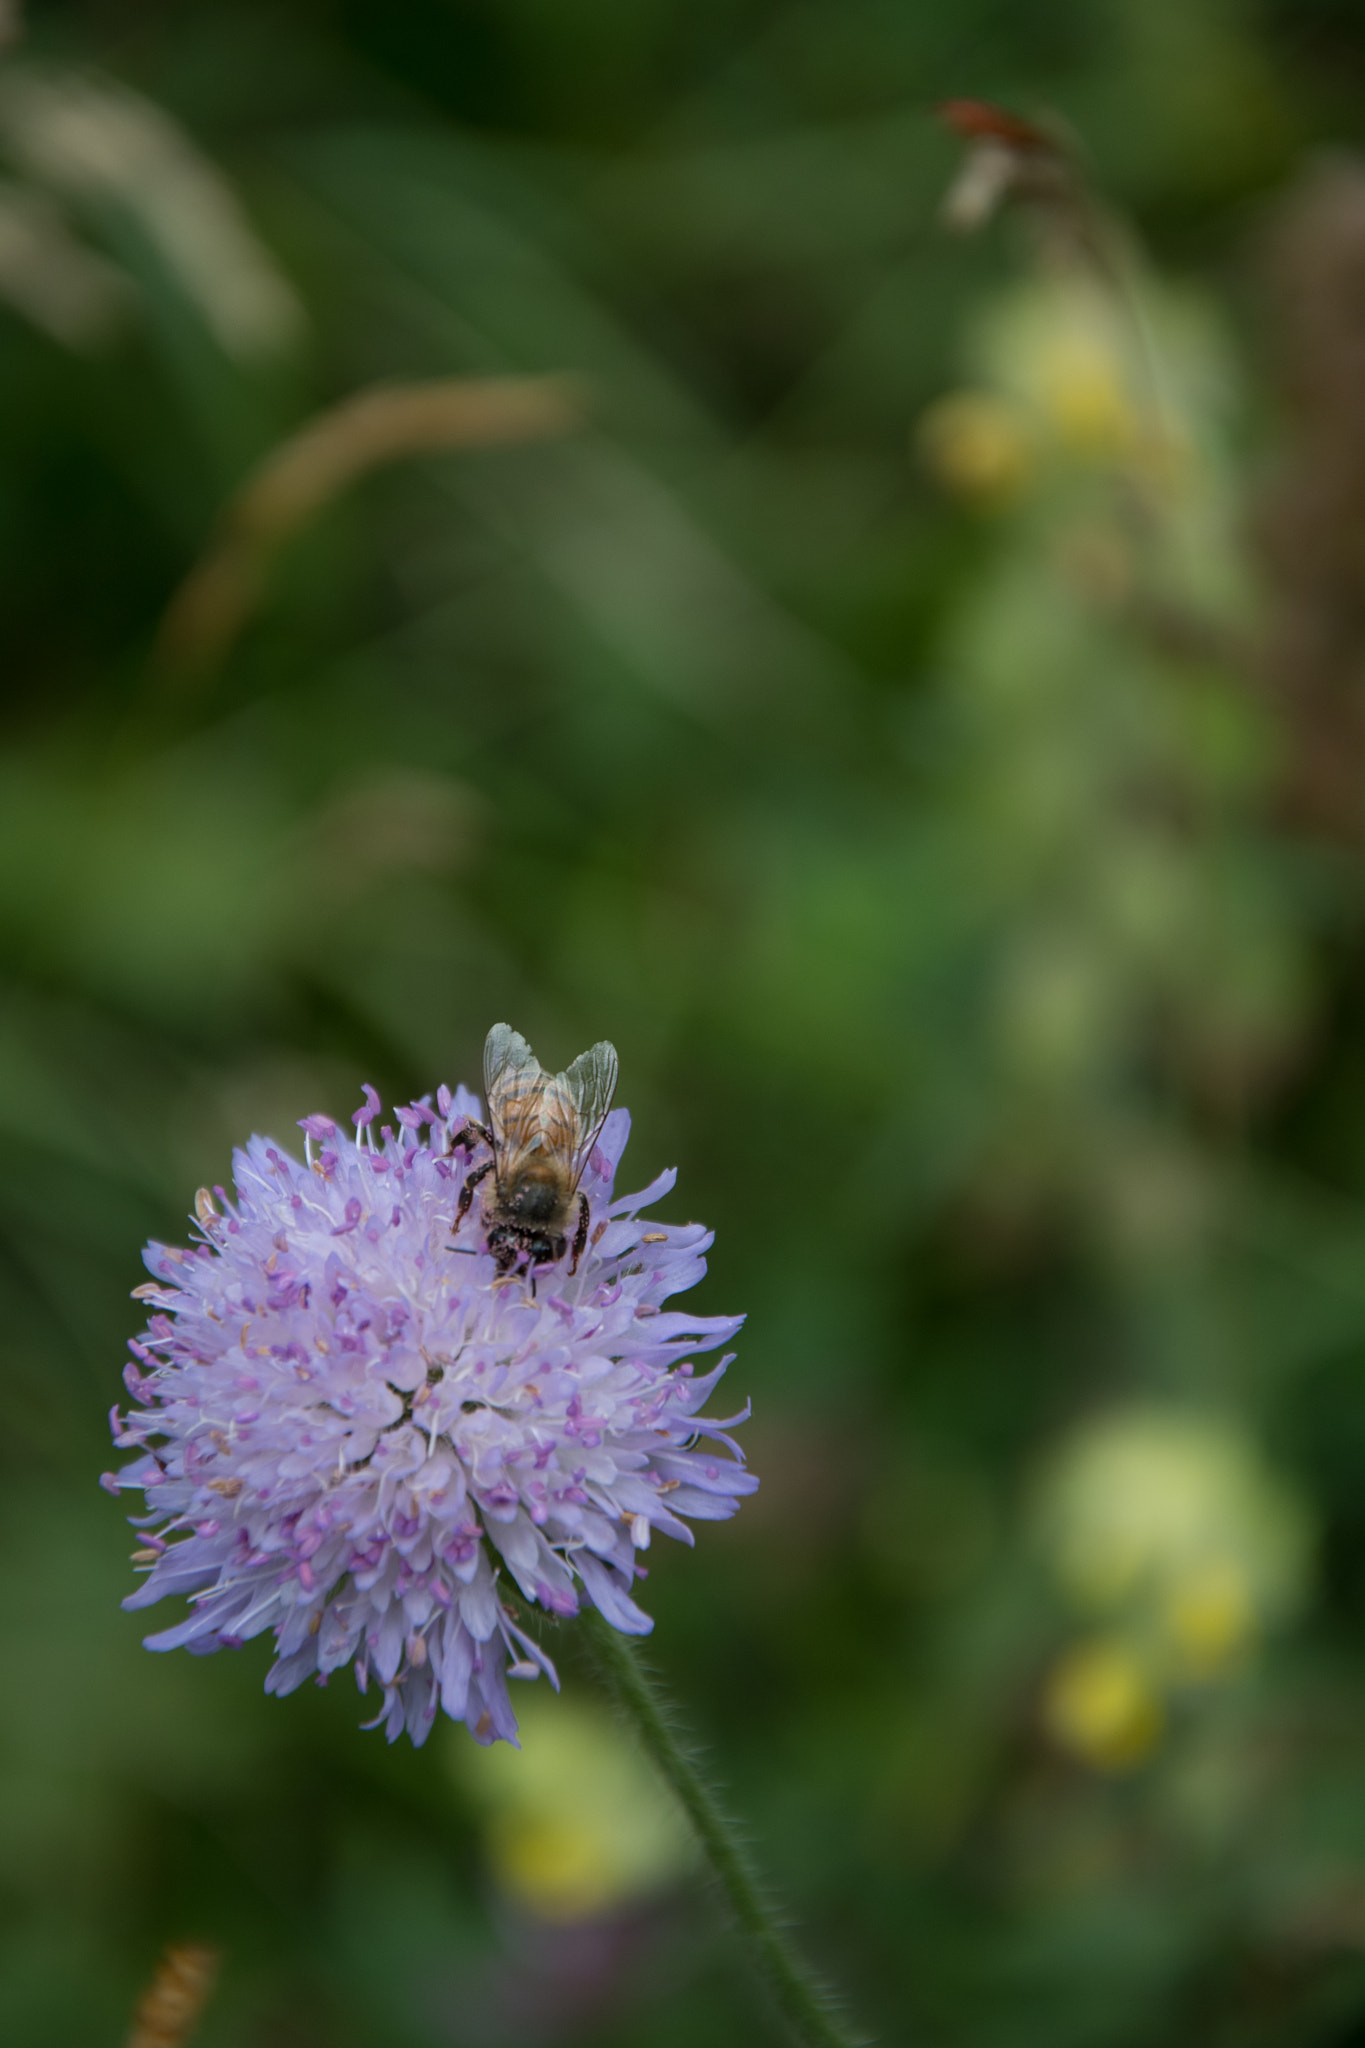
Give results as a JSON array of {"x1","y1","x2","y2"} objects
[{"x1": 11, "y1": 1, "x2": 1365, "y2": 2044}]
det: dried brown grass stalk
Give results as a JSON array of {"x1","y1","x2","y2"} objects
[
  {"x1": 126, "y1": 1943, "x2": 220, "y2": 2048},
  {"x1": 1256, "y1": 158, "x2": 1365, "y2": 846},
  {"x1": 152, "y1": 373, "x2": 582, "y2": 684}
]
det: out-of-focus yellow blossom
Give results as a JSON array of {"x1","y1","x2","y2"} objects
[
  {"x1": 926, "y1": 272, "x2": 1233, "y2": 512},
  {"x1": 1033, "y1": 1408, "x2": 1312, "y2": 1767},
  {"x1": 1042, "y1": 1637, "x2": 1163, "y2": 1772},
  {"x1": 1039, "y1": 1408, "x2": 1312, "y2": 1625},
  {"x1": 451, "y1": 1688, "x2": 693, "y2": 1922},
  {"x1": 971, "y1": 274, "x2": 1150, "y2": 469},
  {"x1": 1030, "y1": 323, "x2": 1140, "y2": 458},
  {"x1": 917, "y1": 391, "x2": 1034, "y2": 505},
  {"x1": 1164, "y1": 1559, "x2": 1255, "y2": 1678}
]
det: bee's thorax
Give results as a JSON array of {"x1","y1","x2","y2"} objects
[{"x1": 497, "y1": 1174, "x2": 569, "y2": 1226}]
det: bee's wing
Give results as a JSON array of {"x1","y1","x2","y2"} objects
[
  {"x1": 484, "y1": 1024, "x2": 618, "y2": 1189},
  {"x1": 484, "y1": 1022, "x2": 538, "y2": 1119},
  {"x1": 483, "y1": 1023, "x2": 554, "y2": 1178},
  {"x1": 562, "y1": 1038, "x2": 619, "y2": 1187}
]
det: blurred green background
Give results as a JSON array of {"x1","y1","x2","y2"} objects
[{"x1": 12, "y1": 0, "x2": 1365, "y2": 2042}]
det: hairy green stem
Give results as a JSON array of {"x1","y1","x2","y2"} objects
[{"x1": 579, "y1": 1610, "x2": 867, "y2": 2048}]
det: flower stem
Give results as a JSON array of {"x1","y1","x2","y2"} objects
[{"x1": 579, "y1": 1610, "x2": 867, "y2": 2048}]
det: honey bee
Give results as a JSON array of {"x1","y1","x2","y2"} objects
[{"x1": 453, "y1": 1022, "x2": 619, "y2": 1274}]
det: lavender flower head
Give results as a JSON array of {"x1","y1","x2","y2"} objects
[{"x1": 105, "y1": 1074, "x2": 754, "y2": 1746}]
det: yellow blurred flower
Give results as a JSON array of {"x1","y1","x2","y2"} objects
[
  {"x1": 961, "y1": 272, "x2": 1217, "y2": 493},
  {"x1": 451, "y1": 1688, "x2": 694, "y2": 1923},
  {"x1": 973, "y1": 275, "x2": 1148, "y2": 467},
  {"x1": 917, "y1": 391, "x2": 1034, "y2": 505},
  {"x1": 1038, "y1": 1407, "x2": 1312, "y2": 1628},
  {"x1": 1043, "y1": 1638, "x2": 1163, "y2": 1772},
  {"x1": 1032, "y1": 1405, "x2": 1312, "y2": 1765},
  {"x1": 1029, "y1": 325, "x2": 1138, "y2": 458},
  {"x1": 486, "y1": 1809, "x2": 626, "y2": 1924},
  {"x1": 1164, "y1": 1559, "x2": 1255, "y2": 1679}
]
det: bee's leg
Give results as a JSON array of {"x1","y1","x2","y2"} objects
[
  {"x1": 447, "y1": 1118, "x2": 493, "y2": 1157},
  {"x1": 454, "y1": 1158, "x2": 494, "y2": 1229},
  {"x1": 487, "y1": 1226, "x2": 518, "y2": 1274},
  {"x1": 569, "y1": 1193, "x2": 590, "y2": 1277}
]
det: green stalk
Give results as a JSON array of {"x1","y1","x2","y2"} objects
[{"x1": 579, "y1": 1609, "x2": 868, "y2": 2048}]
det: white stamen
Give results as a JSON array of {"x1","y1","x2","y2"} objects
[{"x1": 631, "y1": 1513, "x2": 651, "y2": 1549}]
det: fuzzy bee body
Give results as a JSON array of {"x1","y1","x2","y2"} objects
[{"x1": 453, "y1": 1023, "x2": 618, "y2": 1274}]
